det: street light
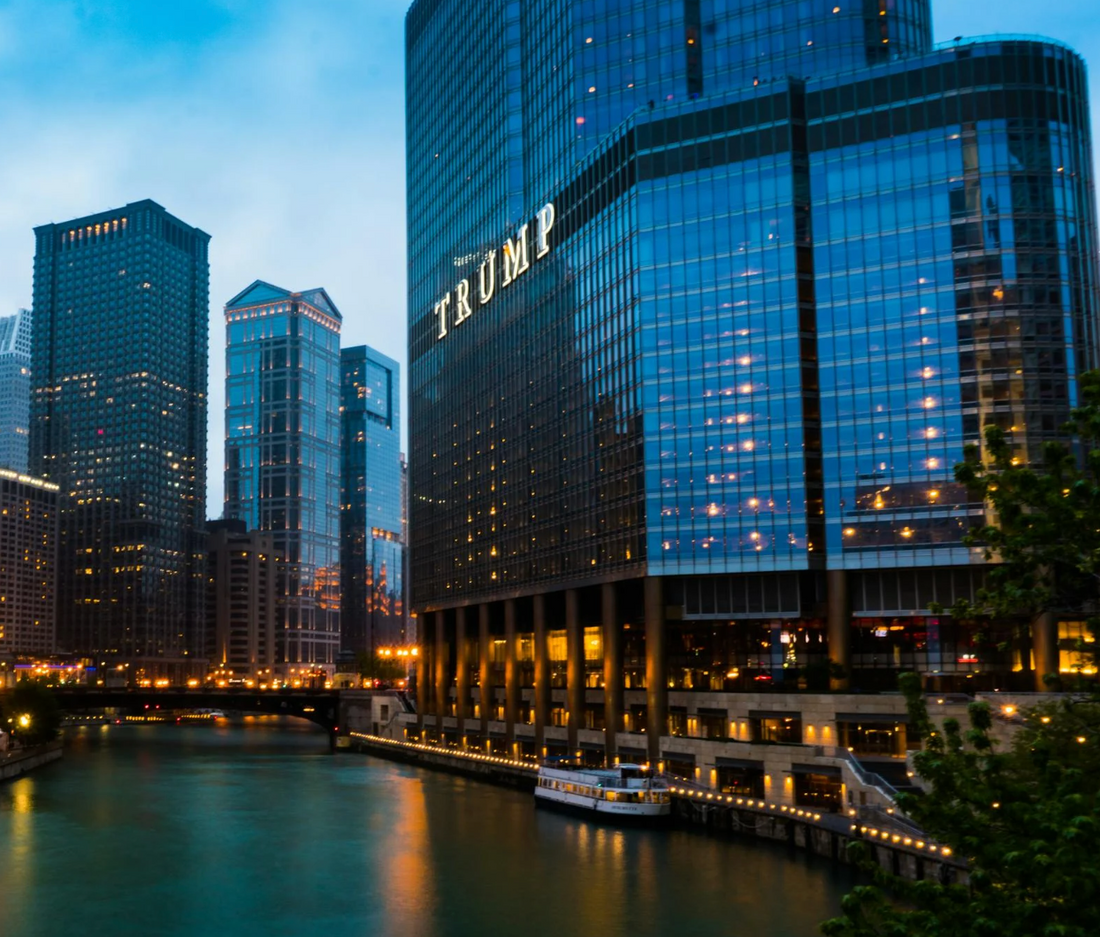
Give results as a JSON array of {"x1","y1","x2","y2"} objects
[{"x1": 18, "y1": 714, "x2": 30, "y2": 729}]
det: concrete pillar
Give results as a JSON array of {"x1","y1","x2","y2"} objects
[
  {"x1": 504, "y1": 598, "x2": 518, "y2": 742},
  {"x1": 602, "y1": 582, "x2": 622, "y2": 764},
  {"x1": 455, "y1": 606, "x2": 468, "y2": 736},
  {"x1": 434, "y1": 610, "x2": 447, "y2": 722},
  {"x1": 416, "y1": 615, "x2": 429, "y2": 728},
  {"x1": 1032, "y1": 610, "x2": 1059, "y2": 690},
  {"x1": 565, "y1": 588, "x2": 584, "y2": 753},
  {"x1": 479, "y1": 603, "x2": 492, "y2": 735},
  {"x1": 533, "y1": 592, "x2": 549, "y2": 753},
  {"x1": 827, "y1": 569, "x2": 850, "y2": 691},
  {"x1": 644, "y1": 576, "x2": 666, "y2": 765}
]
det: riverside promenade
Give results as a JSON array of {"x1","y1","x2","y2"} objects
[
  {"x1": 346, "y1": 730, "x2": 965, "y2": 884},
  {"x1": 1, "y1": 741, "x2": 63, "y2": 783}
]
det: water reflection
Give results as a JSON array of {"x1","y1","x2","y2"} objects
[
  {"x1": 379, "y1": 776, "x2": 437, "y2": 937},
  {"x1": 0, "y1": 722, "x2": 848, "y2": 937}
]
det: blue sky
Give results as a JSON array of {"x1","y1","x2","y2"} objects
[{"x1": 0, "y1": 0, "x2": 1097, "y2": 512}]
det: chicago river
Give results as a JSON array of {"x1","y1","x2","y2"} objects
[{"x1": 0, "y1": 721, "x2": 849, "y2": 936}]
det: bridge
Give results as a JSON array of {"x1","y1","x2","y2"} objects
[{"x1": 49, "y1": 687, "x2": 413, "y2": 744}]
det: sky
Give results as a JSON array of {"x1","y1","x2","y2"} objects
[{"x1": 0, "y1": 0, "x2": 1097, "y2": 514}]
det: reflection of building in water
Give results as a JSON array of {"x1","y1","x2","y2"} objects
[
  {"x1": 341, "y1": 346, "x2": 405, "y2": 657},
  {"x1": 223, "y1": 281, "x2": 342, "y2": 674},
  {"x1": 407, "y1": 0, "x2": 1100, "y2": 802}
]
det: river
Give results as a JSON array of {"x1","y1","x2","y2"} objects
[{"x1": 0, "y1": 719, "x2": 850, "y2": 937}]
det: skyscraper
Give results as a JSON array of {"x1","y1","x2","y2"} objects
[
  {"x1": 223, "y1": 281, "x2": 342, "y2": 675},
  {"x1": 0, "y1": 468, "x2": 58, "y2": 657},
  {"x1": 206, "y1": 518, "x2": 277, "y2": 681},
  {"x1": 407, "y1": 0, "x2": 1099, "y2": 774},
  {"x1": 30, "y1": 200, "x2": 209, "y2": 677},
  {"x1": 340, "y1": 345, "x2": 405, "y2": 658},
  {"x1": 0, "y1": 308, "x2": 32, "y2": 472}
]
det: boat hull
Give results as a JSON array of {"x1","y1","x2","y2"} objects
[{"x1": 534, "y1": 788, "x2": 670, "y2": 825}]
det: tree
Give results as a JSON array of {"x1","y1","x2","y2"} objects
[
  {"x1": 943, "y1": 369, "x2": 1100, "y2": 677},
  {"x1": 821, "y1": 673, "x2": 1100, "y2": 937},
  {"x1": 355, "y1": 651, "x2": 407, "y2": 684},
  {"x1": 1, "y1": 680, "x2": 63, "y2": 747}
]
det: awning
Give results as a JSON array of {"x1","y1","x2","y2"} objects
[
  {"x1": 835, "y1": 712, "x2": 909, "y2": 725},
  {"x1": 716, "y1": 756, "x2": 763, "y2": 770},
  {"x1": 792, "y1": 762, "x2": 841, "y2": 777},
  {"x1": 749, "y1": 709, "x2": 802, "y2": 720}
]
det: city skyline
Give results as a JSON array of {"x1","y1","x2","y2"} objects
[{"x1": 0, "y1": 0, "x2": 1098, "y2": 511}]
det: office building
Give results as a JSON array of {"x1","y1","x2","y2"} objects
[
  {"x1": 206, "y1": 518, "x2": 277, "y2": 681},
  {"x1": 0, "y1": 308, "x2": 32, "y2": 472},
  {"x1": 223, "y1": 281, "x2": 342, "y2": 674},
  {"x1": 0, "y1": 468, "x2": 58, "y2": 657},
  {"x1": 341, "y1": 345, "x2": 405, "y2": 657},
  {"x1": 406, "y1": 0, "x2": 1099, "y2": 795},
  {"x1": 30, "y1": 200, "x2": 209, "y2": 677}
]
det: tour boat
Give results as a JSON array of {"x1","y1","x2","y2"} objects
[{"x1": 535, "y1": 760, "x2": 671, "y2": 821}]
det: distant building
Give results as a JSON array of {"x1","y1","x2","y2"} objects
[
  {"x1": 0, "y1": 468, "x2": 59, "y2": 657},
  {"x1": 206, "y1": 519, "x2": 277, "y2": 680},
  {"x1": 223, "y1": 281, "x2": 342, "y2": 675},
  {"x1": 0, "y1": 308, "x2": 32, "y2": 472},
  {"x1": 340, "y1": 346, "x2": 405, "y2": 657},
  {"x1": 30, "y1": 200, "x2": 209, "y2": 679}
]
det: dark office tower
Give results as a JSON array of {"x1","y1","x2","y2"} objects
[
  {"x1": 224, "y1": 281, "x2": 342, "y2": 676},
  {"x1": 206, "y1": 519, "x2": 277, "y2": 681},
  {"x1": 30, "y1": 200, "x2": 209, "y2": 678},
  {"x1": 408, "y1": 0, "x2": 1099, "y2": 774},
  {"x1": 340, "y1": 346, "x2": 405, "y2": 657},
  {"x1": 0, "y1": 309, "x2": 32, "y2": 472}
]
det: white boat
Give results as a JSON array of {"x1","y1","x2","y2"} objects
[{"x1": 535, "y1": 761, "x2": 671, "y2": 821}]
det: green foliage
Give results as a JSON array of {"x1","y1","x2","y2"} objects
[
  {"x1": 945, "y1": 370, "x2": 1100, "y2": 671},
  {"x1": 2, "y1": 680, "x2": 62, "y2": 747},
  {"x1": 355, "y1": 651, "x2": 407, "y2": 682},
  {"x1": 821, "y1": 674, "x2": 1100, "y2": 936}
]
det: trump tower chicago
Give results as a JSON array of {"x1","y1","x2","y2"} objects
[{"x1": 406, "y1": 0, "x2": 1099, "y2": 794}]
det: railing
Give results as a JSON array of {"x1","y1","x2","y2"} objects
[{"x1": 933, "y1": 33, "x2": 1077, "y2": 54}]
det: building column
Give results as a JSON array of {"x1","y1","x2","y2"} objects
[
  {"x1": 1032, "y1": 610, "x2": 1058, "y2": 690},
  {"x1": 504, "y1": 598, "x2": 518, "y2": 744},
  {"x1": 479, "y1": 603, "x2": 492, "y2": 737},
  {"x1": 433, "y1": 610, "x2": 447, "y2": 723},
  {"x1": 565, "y1": 588, "x2": 584, "y2": 754},
  {"x1": 533, "y1": 592, "x2": 549, "y2": 753},
  {"x1": 455, "y1": 606, "x2": 468, "y2": 737},
  {"x1": 827, "y1": 569, "x2": 850, "y2": 691},
  {"x1": 602, "y1": 582, "x2": 622, "y2": 764},
  {"x1": 416, "y1": 615, "x2": 429, "y2": 728},
  {"x1": 644, "y1": 576, "x2": 666, "y2": 765}
]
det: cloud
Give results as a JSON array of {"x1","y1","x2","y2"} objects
[{"x1": 0, "y1": 0, "x2": 409, "y2": 511}]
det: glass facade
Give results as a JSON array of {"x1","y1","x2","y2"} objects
[
  {"x1": 0, "y1": 308, "x2": 32, "y2": 473},
  {"x1": 223, "y1": 281, "x2": 342, "y2": 670},
  {"x1": 30, "y1": 200, "x2": 209, "y2": 672},
  {"x1": 340, "y1": 345, "x2": 406, "y2": 655},
  {"x1": 408, "y1": 0, "x2": 1098, "y2": 703}
]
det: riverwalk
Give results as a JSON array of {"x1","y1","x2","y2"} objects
[
  {"x1": 1, "y1": 741, "x2": 63, "y2": 783},
  {"x1": 347, "y1": 730, "x2": 965, "y2": 884}
]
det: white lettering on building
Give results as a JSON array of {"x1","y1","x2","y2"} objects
[{"x1": 432, "y1": 202, "x2": 556, "y2": 341}]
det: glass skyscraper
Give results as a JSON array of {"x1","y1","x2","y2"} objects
[
  {"x1": 0, "y1": 308, "x2": 32, "y2": 472},
  {"x1": 223, "y1": 281, "x2": 342, "y2": 675},
  {"x1": 340, "y1": 345, "x2": 405, "y2": 657},
  {"x1": 408, "y1": 1, "x2": 1097, "y2": 775},
  {"x1": 30, "y1": 200, "x2": 209, "y2": 676}
]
